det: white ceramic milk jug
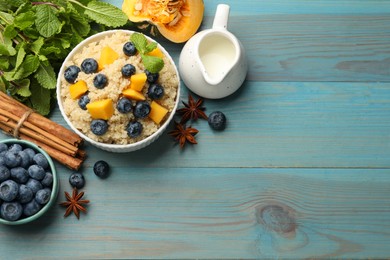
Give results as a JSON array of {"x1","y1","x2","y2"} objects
[{"x1": 179, "y1": 4, "x2": 248, "y2": 99}]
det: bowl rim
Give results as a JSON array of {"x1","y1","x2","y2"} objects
[
  {"x1": 0, "y1": 139, "x2": 59, "y2": 225},
  {"x1": 56, "y1": 29, "x2": 181, "y2": 152}
]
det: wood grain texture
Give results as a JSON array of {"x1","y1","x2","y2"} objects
[
  {"x1": 1, "y1": 169, "x2": 389, "y2": 259},
  {"x1": 1, "y1": 0, "x2": 390, "y2": 259}
]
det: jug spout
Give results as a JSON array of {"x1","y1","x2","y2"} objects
[{"x1": 212, "y1": 4, "x2": 230, "y2": 30}]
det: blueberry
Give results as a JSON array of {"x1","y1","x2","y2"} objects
[
  {"x1": 116, "y1": 98, "x2": 132, "y2": 114},
  {"x1": 23, "y1": 148, "x2": 36, "y2": 162},
  {"x1": 208, "y1": 111, "x2": 227, "y2": 131},
  {"x1": 93, "y1": 160, "x2": 110, "y2": 179},
  {"x1": 28, "y1": 165, "x2": 46, "y2": 180},
  {"x1": 33, "y1": 153, "x2": 49, "y2": 169},
  {"x1": 147, "y1": 83, "x2": 164, "y2": 100},
  {"x1": 35, "y1": 188, "x2": 51, "y2": 205},
  {"x1": 18, "y1": 184, "x2": 33, "y2": 204},
  {"x1": 23, "y1": 199, "x2": 41, "y2": 217},
  {"x1": 8, "y1": 143, "x2": 23, "y2": 153},
  {"x1": 133, "y1": 101, "x2": 151, "y2": 118},
  {"x1": 1, "y1": 202, "x2": 23, "y2": 221},
  {"x1": 90, "y1": 119, "x2": 109, "y2": 136},
  {"x1": 93, "y1": 73, "x2": 108, "y2": 89},
  {"x1": 126, "y1": 121, "x2": 143, "y2": 138},
  {"x1": 18, "y1": 150, "x2": 31, "y2": 168},
  {"x1": 78, "y1": 94, "x2": 90, "y2": 110},
  {"x1": 121, "y1": 64, "x2": 136, "y2": 77},
  {"x1": 4, "y1": 151, "x2": 21, "y2": 168},
  {"x1": 0, "y1": 155, "x2": 4, "y2": 166},
  {"x1": 64, "y1": 65, "x2": 81, "y2": 83},
  {"x1": 0, "y1": 165, "x2": 10, "y2": 182},
  {"x1": 0, "y1": 180, "x2": 19, "y2": 202},
  {"x1": 0, "y1": 143, "x2": 8, "y2": 153},
  {"x1": 81, "y1": 58, "x2": 98, "y2": 74},
  {"x1": 10, "y1": 167, "x2": 29, "y2": 184},
  {"x1": 123, "y1": 42, "x2": 137, "y2": 56},
  {"x1": 69, "y1": 172, "x2": 85, "y2": 189},
  {"x1": 145, "y1": 70, "x2": 159, "y2": 83},
  {"x1": 26, "y1": 178, "x2": 43, "y2": 194},
  {"x1": 41, "y1": 172, "x2": 53, "y2": 188}
]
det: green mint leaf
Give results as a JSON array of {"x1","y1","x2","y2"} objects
[
  {"x1": 15, "y1": 11, "x2": 35, "y2": 30},
  {"x1": 130, "y1": 32, "x2": 148, "y2": 54},
  {"x1": 35, "y1": 4, "x2": 61, "y2": 37},
  {"x1": 15, "y1": 44, "x2": 26, "y2": 70},
  {"x1": 84, "y1": 1, "x2": 128, "y2": 28},
  {"x1": 0, "y1": 56, "x2": 10, "y2": 70},
  {"x1": 0, "y1": 42, "x2": 16, "y2": 56},
  {"x1": 0, "y1": 76, "x2": 9, "y2": 92},
  {"x1": 0, "y1": 10, "x2": 14, "y2": 25},
  {"x1": 3, "y1": 55, "x2": 39, "y2": 81},
  {"x1": 30, "y1": 37, "x2": 44, "y2": 54},
  {"x1": 145, "y1": 42, "x2": 157, "y2": 54},
  {"x1": 34, "y1": 62, "x2": 56, "y2": 89},
  {"x1": 3, "y1": 24, "x2": 18, "y2": 39},
  {"x1": 30, "y1": 79, "x2": 51, "y2": 116},
  {"x1": 15, "y1": 78, "x2": 31, "y2": 97},
  {"x1": 141, "y1": 54, "x2": 164, "y2": 73}
]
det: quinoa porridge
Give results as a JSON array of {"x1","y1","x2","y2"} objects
[{"x1": 60, "y1": 31, "x2": 179, "y2": 145}]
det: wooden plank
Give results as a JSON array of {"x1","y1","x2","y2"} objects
[
  {"x1": 48, "y1": 82, "x2": 390, "y2": 169},
  {"x1": 1, "y1": 168, "x2": 389, "y2": 258}
]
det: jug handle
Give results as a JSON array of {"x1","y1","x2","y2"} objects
[{"x1": 212, "y1": 4, "x2": 230, "y2": 30}]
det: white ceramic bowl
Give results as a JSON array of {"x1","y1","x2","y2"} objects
[{"x1": 56, "y1": 30, "x2": 180, "y2": 153}]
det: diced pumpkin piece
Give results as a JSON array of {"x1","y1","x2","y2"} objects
[
  {"x1": 69, "y1": 80, "x2": 88, "y2": 100},
  {"x1": 98, "y1": 46, "x2": 119, "y2": 71},
  {"x1": 86, "y1": 99, "x2": 114, "y2": 120},
  {"x1": 122, "y1": 88, "x2": 145, "y2": 101},
  {"x1": 147, "y1": 48, "x2": 164, "y2": 58},
  {"x1": 129, "y1": 73, "x2": 147, "y2": 91},
  {"x1": 149, "y1": 101, "x2": 168, "y2": 124}
]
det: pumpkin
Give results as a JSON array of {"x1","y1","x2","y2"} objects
[{"x1": 122, "y1": 0, "x2": 204, "y2": 43}]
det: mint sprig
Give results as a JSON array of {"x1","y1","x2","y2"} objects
[
  {"x1": 130, "y1": 32, "x2": 164, "y2": 73},
  {"x1": 0, "y1": 0, "x2": 129, "y2": 115}
]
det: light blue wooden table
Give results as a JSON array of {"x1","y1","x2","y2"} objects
[{"x1": 1, "y1": 0, "x2": 390, "y2": 258}]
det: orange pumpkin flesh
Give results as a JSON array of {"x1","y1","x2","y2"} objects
[{"x1": 122, "y1": 0, "x2": 204, "y2": 43}]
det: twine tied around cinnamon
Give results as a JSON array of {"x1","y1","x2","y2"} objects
[{"x1": 13, "y1": 109, "x2": 33, "y2": 139}]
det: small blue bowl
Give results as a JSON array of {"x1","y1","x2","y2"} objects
[{"x1": 0, "y1": 139, "x2": 59, "y2": 225}]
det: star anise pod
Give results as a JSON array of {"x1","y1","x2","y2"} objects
[
  {"x1": 168, "y1": 121, "x2": 199, "y2": 148},
  {"x1": 59, "y1": 188, "x2": 90, "y2": 219},
  {"x1": 176, "y1": 94, "x2": 208, "y2": 123}
]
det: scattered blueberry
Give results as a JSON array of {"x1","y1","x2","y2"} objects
[
  {"x1": 78, "y1": 94, "x2": 90, "y2": 110},
  {"x1": 133, "y1": 101, "x2": 151, "y2": 118},
  {"x1": 123, "y1": 42, "x2": 137, "y2": 56},
  {"x1": 0, "y1": 155, "x2": 5, "y2": 166},
  {"x1": 23, "y1": 199, "x2": 41, "y2": 217},
  {"x1": 93, "y1": 160, "x2": 110, "y2": 179},
  {"x1": 0, "y1": 143, "x2": 8, "y2": 153},
  {"x1": 10, "y1": 167, "x2": 29, "y2": 184},
  {"x1": 18, "y1": 185, "x2": 33, "y2": 204},
  {"x1": 33, "y1": 153, "x2": 49, "y2": 169},
  {"x1": 28, "y1": 165, "x2": 46, "y2": 180},
  {"x1": 64, "y1": 65, "x2": 81, "y2": 83},
  {"x1": 4, "y1": 151, "x2": 21, "y2": 168},
  {"x1": 81, "y1": 58, "x2": 98, "y2": 74},
  {"x1": 121, "y1": 64, "x2": 136, "y2": 77},
  {"x1": 93, "y1": 73, "x2": 108, "y2": 89},
  {"x1": 1, "y1": 202, "x2": 23, "y2": 221},
  {"x1": 0, "y1": 180, "x2": 19, "y2": 202},
  {"x1": 0, "y1": 165, "x2": 10, "y2": 182},
  {"x1": 208, "y1": 111, "x2": 227, "y2": 131},
  {"x1": 147, "y1": 83, "x2": 164, "y2": 100},
  {"x1": 23, "y1": 148, "x2": 36, "y2": 162},
  {"x1": 90, "y1": 119, "x2": 109, "y2": 136},
  {"x1": 126, "y1": 121, "x2": 143, "y2": 138},
  {"x1": 26, "y1": 178, "x2": 43, "y2": 194},
  {"x1": 35, "y1": 188, "x2": 51, "y2": 205},
  {"x1": 18, "y1": 150, "x2": 31, "y2": 168},
  {"x1": 145, "y1": 70, "x2": 159, "y2": 83},
  {"x1": 8, "y1": 144, "x2": 22, "y2": 153},
  {"x1": 116, "y1": 98, "x2": 132, "y2": 114},
  {"x1": 41, "y1": 172, "x2": 53, "y2": 188},
  {"x1": 69, "y1": 172, "x2": 85, "y2": 189}
]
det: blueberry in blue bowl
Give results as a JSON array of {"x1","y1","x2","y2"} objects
[{"x1": 0, "y1": 139, "x2": 58, "y2": 225}]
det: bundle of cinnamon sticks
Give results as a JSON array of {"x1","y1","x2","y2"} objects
[{"x1": 0, "y1": 91, "x2": 85, "y2": 170}]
